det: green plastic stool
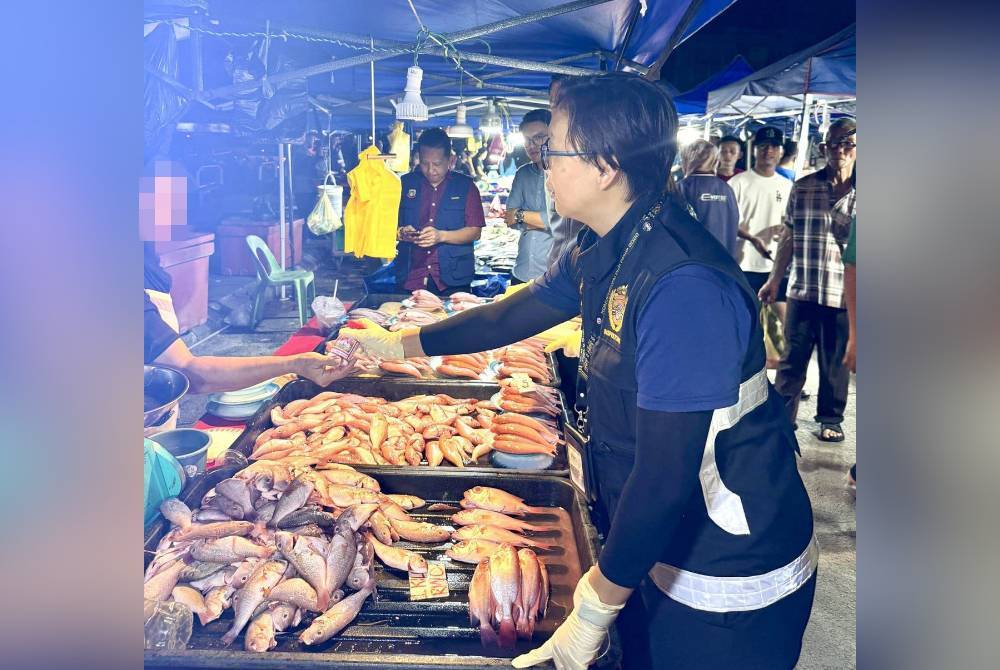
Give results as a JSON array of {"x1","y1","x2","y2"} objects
[{"x1": 246, "y1": 234, "x2": 316, "y2": 327}]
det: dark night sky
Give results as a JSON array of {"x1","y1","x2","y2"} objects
[{"x1": 660, "y1": 0, "x2": 856, "y2": 91}]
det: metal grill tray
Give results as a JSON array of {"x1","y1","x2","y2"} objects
[
  {"x1": 227, "y1": 378, "x2": 570, "y2": 476},
  {"x1": 144, "y1": 466, "x2": 619, "y2": 669},
  {"x1": 324, "y1": 293, "x2": 561, "y2": 388}
]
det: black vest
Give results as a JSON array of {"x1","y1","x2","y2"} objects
[
  {"x1": 396, "y1": 171, "x2": 477, "y2": 287},
  {"x1": 575, "y1": 197, "x2": 814, "y2": 577}
]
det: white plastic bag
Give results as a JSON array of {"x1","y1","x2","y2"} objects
[
  {"x1": 312, "y1": 295, "x2": 346, "y2": 334},
  {"x1": 307, "y1": 173, "x2": 343, "y2": 235}
]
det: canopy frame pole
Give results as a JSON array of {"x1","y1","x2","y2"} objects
[
  {"x1": 202, "y1": 0, "x2": 613, "y2": 100},
  {"x1": 613, "y1": 1, "x2": 643, "y2": 71},
  {"x1": 278, "y1": 143, "x2": 288, "y2": 300},
  {"x1": 793, "y1": 93, "x2": 813, "y2": 177},
  {"x1": 644, "y1": 0, "x2": 706, "y2": 81}
]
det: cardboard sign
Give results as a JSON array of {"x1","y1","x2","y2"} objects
[
  {"x1": 409, "y1": 561, "x2": 450, "y2": 601},
  {"x1": 508, "y1": 373, "x2": 536, "y2": 394}
]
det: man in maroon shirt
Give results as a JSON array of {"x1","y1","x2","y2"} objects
[
  {"x1": 717, "y1": 135, "x2": 745, "y2": 183},
  {"x1": 397, "y1": 128, "x2": 485, "y2": 295}
]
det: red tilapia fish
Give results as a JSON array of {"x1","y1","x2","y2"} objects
[
  {"x1": 469, "y1": 559, "x2": 498, "y2": 646},
  {"x1": 489, "y1": 544, "x2": 521, "y2": 649}
]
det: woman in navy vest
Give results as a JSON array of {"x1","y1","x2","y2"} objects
[
  {"x1": 396, "y1": 128, "x2": 485, "y2": 296},
  {"x1": 344, "y1": 75, "x2": 816, "y2": 670}
]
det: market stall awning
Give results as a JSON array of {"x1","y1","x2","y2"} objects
[
  {"x1": 673, "y1": 55, "x2": 753, "y2": 116},
  {"x1": 705, "y1": 23, "x2": 855, "y2": 119}
]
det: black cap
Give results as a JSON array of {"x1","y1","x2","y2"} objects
[{"x1": 754, "y1": 126, "x2": 784, "y2": 146}]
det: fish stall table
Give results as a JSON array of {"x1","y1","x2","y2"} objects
[{"x1": 144, "y1": 466, "x2": 622, "y2": 668}]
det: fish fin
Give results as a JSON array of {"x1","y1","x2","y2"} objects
[
  {"x1": 523, "y1": 505, "x2": 549, "y2": 515},
  {"x1": 480, "y1": 622, "x2": 498, "y2": 647},
  {"x1": 220, "y1": 627, "x2": 238, "y2": 647},
  {"x1": 498, "y1": 618, "x2": 517, "y2": 649}
]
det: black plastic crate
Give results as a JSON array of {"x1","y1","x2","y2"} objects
[
  {"x1": 144, "y1": 466, "x2": 620, "y2": 669},
  {"x1": 227, "y1": 379, "x2": 570, "y2": 476}
]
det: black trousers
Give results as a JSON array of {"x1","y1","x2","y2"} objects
[
  {"x1": 588, "y1": 440, "x2": 653, "y2": 670},
  {"x1": 774, "y1": 298, "x2": 851, "y2": 425},
  {"x1": 640, "y1": 572, "x2": 817, "y2": 669}
]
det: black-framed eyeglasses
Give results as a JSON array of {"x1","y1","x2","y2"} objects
[
  {"x1": 540, "y1": 142, "x2": 587, "y2": 170},
  {"x1": 827, "y1": 140, "x2": 857, "y2": 151}
]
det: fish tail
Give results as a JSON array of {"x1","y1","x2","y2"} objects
[
  {"x1": 480, "y1": 622, "x2": 499, "y2": 647},
  {"x1": 220, "y1": 628, "x2": 238, "y2": 647},
  {"x1": 522, "y1": 505, "x2": 549, "y2": 515},
  {"x1": 515, "y1": 614, "x2": 531, "y2": 640},
  {"x1": 498, "y1": 618, "x2": 517, "y2": 649}
]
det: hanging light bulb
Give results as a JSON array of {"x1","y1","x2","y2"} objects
[
  {"x1": 393, "y1": 65, "x2": 428, "y2": 121},
  {"x1": 447, "y1": 103, "x2": 474, "y2": 138},
  {"x1": 479, "y1": 99, "x2": 502, "y2": 136}
]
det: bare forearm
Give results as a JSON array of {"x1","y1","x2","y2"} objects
[
  {"x1": 439, "y1": 227, "x2": 482, "y2": 244},
  {"x1": 505, "y1": 208, "x2": 546, "y2": 230},
  {"x1": 180, "y1": 355, "x2": 303, "y2": 394},
  {"x1": 769, "y1": 228, "x2": 794, "y2": 281},
  {"x1": 844, "y1": 264, "x2": 857, "y2": 336}
]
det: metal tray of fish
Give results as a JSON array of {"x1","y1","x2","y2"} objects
[
  {"x1": 227, "y1": 379, "x2": 571, "y2": 476},
  {"x1": 320, "y1": 294, "x2": 562, "y2": 389},
  {"x1": 144, "y1": 466, "x2": 621, "y2": 669}
]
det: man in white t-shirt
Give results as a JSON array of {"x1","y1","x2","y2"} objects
[{"x1": 729, "y1": 126, "x2": 793, "y2": 364}]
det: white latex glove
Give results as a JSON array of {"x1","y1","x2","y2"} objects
[
  {"x1": 543, "y1": 331, "x2": 582, "y2": 359},
  {"x1": 337, "y1": 318, "x2": 407, "y2": 360},
  {"x1": 511, "y1": 568, "x2": 624, "y2": 670}
]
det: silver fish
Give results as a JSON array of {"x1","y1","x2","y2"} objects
[
  {"x1": 221, "y1": 560, "x2": 286, "y2": 646},
  {"x1": 191, "y1": 536, "x2": 274, "y2": 563},
  {"x1": 324, "y1": 527, "x2": 357, "y2": 601},
  {"x1": 178, "y1": 560, "x2": 226, "y2": 583},
  {"x1": 190, "y1": 566, "x2": 237, "y2": 591},
  {"x1": 192, "y1": 507, "x2": 234, "y2": 523},
  {"x1": 217, "y1": 478, "x2": 254, "y2": 518},
  {"x1": 174, "y1": 520, "x2": 255, "y2": 542},
  {"x1": 244, "y1": 610, "x2": 277, "y2": 652},
  {"x1": 267, "y1": 577, "x2": 319, "y2": 612},
  {"x1": 280, "y1": 535, "x2": 329, "y2": 609},
  {"x1": 159, "y1": 498, "x2": 192, "y2": 529},
  {"x1": 298, "y1": 572, "x2": 376, "y2": 646},
  {"x1": 143, "y1": 558, "x2": 187, "y2": 602},
  {"x1": 269, "y1": 478, "x2": 314, "y2": 528},
  {"x1": 199, "y1": 586, "x2": 235, "y2": 626}
]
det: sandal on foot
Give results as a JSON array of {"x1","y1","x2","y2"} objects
[{"x1": 818, "y1": 423, "x2": 845, "y2": 442}]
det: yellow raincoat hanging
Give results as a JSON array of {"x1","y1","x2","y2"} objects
[{"x1": 344, "y1": 146, "x2": 401, "y2": 260}]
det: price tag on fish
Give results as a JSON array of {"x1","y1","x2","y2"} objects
[
  {"x1": 508, "y1": 373, "x2": 536, "y2": 394},
  {"x1": 409, "y1": 561, "x2": 450, "y2": 601}
]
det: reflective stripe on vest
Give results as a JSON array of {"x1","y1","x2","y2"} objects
[
  {"x1": 699, "y1": 367, "x2": 769, "y2": 536},
  {"x1": 648, "y1": 534, "x2": 819, "y2": 612}
]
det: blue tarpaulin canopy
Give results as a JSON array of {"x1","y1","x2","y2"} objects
[
  {"x1": 145, "y1": 0, "x2": 737, "y2": 138},
  {"x1": 705, "y1": 23, "x2": 855, "y2": 119},
  {"x1": 673, "y1": 54, "x2": 753, "y2": 116}
]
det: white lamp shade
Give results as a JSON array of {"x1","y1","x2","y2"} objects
[
  {"x1": 395, "y1": 66, "x2": 428, "y2": 121},
  {"x1": 447, "y1": 103, "x2": 474, "y2": 138}
]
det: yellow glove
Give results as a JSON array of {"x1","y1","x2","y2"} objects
[
  {"x1": 511, "y1": 568, "x2": 624, "y2": 670},
  {"x1": 338, "y1": 318, "x2": 406, "y2": 360},
  {"x1": 543, "y1": 330, "x2": 582, "y2": 358}
]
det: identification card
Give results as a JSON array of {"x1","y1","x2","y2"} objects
[{"x1": 567, "y1": 441, "x2": 586, "y2": 495}]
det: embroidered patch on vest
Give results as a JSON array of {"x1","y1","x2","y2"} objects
[
  {"x1": 608, "y1": 284, "x2": 628, "y2": 333},
  {"x1": 407, "y1": 189, "x2": 417, "y2": 199}
]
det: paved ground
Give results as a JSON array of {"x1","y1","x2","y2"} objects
[{"x1": 176, "y1": 240, "x2": 857, "y2": 668}]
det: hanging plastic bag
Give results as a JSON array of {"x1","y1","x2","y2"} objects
[
  {"x1": 306, "y1": 172, "x2": 343, "y2": 235},
  {"x1": 760, "y1": 303, "x2": 785, "y2": 366},
  {"x1": 312, "y1": 295, "x2": 346, "y2": 334}
]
